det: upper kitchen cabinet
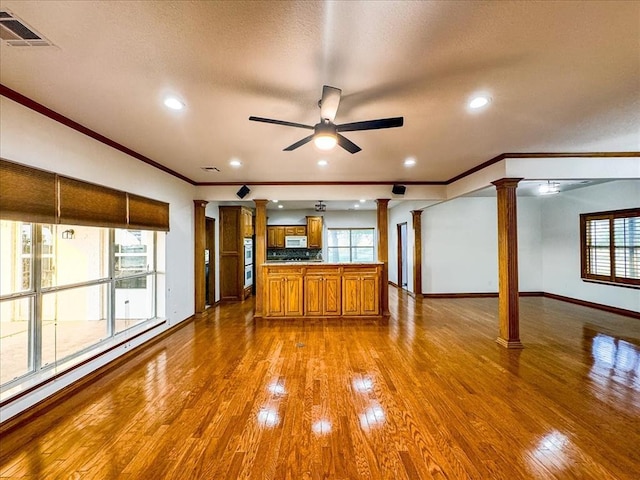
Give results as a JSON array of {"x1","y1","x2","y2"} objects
[
  {"x1": 267, "y1": 226, "x2": 285, "y2": 248},
  {"x1": 306, "y1": 216, "x2": 323, "y2": 248},
  {"x1": 242, "y1": 208, "x2": 254, "y2": 238}
]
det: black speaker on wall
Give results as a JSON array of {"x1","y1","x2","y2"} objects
[
  {"x1": 236, "y1": 185, "x2": 250, "y2": 199},
  {"x1": 392, "y1": 184, "x2": 406, "y2": 195}
]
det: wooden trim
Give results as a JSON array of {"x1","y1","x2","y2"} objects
[
  {"x1": 411, "y1": 210, "x2": 423, "y2": 296},
  {"x1": 376, "y1": 199, "x2": 390, "y2": 316},
  {"x1": 388, "y1": 280, "x2": 400, "y2": 289},
  {"x1": 196, "y1": 180, "x2": 447, "y2": 186},
  {"x1": 0, "y1": 84, "x2": 195, "y2": 186},
  {"x1": 421, "y1": 292, "x2": 543, "y2": 298},
  {"x1": 194, "y1": 201, "x2": 208, "y2": 315},
  {"x1": 542, "y1": 292, "x2": 640, "y2": 320},
  {"x1": 0, "y1": 315, "x2": 197, "y2": 435},
  {"x1": 254, "y1": 199, "x2": 268, "y2": 318},
  {"x1": 396, "y1": 222, "x2": 406, "y2": 290}
]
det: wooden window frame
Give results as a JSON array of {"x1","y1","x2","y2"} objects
[{"x1": 580, "y1": 208, "x2": 639, "y2": 288}]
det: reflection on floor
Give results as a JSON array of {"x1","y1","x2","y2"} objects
[{"x1": 1, "y1": 292, "x2": 639, "y2": 479}]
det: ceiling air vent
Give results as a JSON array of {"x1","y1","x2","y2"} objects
[{"x1": 0, "y1": 10, "x2": 53, "y2": 47}]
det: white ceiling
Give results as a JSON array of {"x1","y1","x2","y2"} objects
[{"x1": 1, "y1": 1, "x2": 638, "y2": 190}]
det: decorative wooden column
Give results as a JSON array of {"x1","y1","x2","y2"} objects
[
  {"x1": 194, "y1": 200, "x2": 208, "y2": 317},
  {"x1": 411, "y1": 209, "x2": 423, "y2": 297},
  {"x1": 491, "y1": 178, "x2": 523, "y2": 348},
  {"x1": 376, "y1": 199, "x2": 390, "y2": 316},
  {"x1": 253, "y1": 199, "x2": 268, "y2": 318}
]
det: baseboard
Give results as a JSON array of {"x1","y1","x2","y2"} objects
[
  {"x1": 0, "y1": 313, "x2": 196, "y2": 436},
  {"x1": 388, "y1": 280, "x2": 399, "y2": 289},
  {"x1": 542, "y1": 292, "x2": 640, "y2": 320},
  {"x1": 420, "y1": 291, "x2": 638, "y2": 319}
]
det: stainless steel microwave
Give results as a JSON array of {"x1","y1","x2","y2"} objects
[{"x1": 285, "y1": 235, "x2": 307, "y2": 248}]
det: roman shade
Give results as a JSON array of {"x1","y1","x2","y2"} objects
[
  {"x1": 0, "y1": 158, "x2": 170, "y2": 231},
  {"x1": 58, "y1": 175, "x2": 127, "y2": 228},
  {"x1": 128, "y1": 193, "x2": 169, "y2": 231},
  {"x1": 0, "y1": 158, "x2": 57, "y2": 223}
]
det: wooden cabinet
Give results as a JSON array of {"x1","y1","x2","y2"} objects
[
  {"x1": 219, "y1": 206, "x2": 254, "y2": 301},
  {"x1": 283, "y1": 225, "x2": 306, "y2": 236},
  {"x1": 306, "y1": 216, "x2": 323, "y2": 248},
  {"x1": 342, "y1": 266, "x2": 380, "y2": 316},
  {"x1": 304, "y1": 267, "x2": 341, "y2": 316},
  {"x1": 263, "y1": 263, "x2": 380, "y2": 317},
  {"x1": 267, "y1": 226, "x2": 285, "y2": 248},
  {"x1": 264, "y1": 266, "x2": 303, "y2": 316},
  {"x1": 241, "y1": 209, "x2": 253, "y2": 238}
]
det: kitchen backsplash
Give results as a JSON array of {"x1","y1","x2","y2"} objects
[{"x1": 267, "y1": 248, "x2": 322, "y2": 261}]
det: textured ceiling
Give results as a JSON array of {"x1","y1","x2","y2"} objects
[{"x1": 1, "y1": 0, "x2": 638, "y2": 187}]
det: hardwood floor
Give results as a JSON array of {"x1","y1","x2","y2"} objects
[{"x1": 1, "y1": 289, "x2": 639, "y2": 479}]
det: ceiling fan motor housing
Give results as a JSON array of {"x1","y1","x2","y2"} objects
[{"x1": 314, "y1": 120, "x2": 337, "y2": 137}]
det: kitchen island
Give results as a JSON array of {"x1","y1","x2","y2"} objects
[{"x1": 262, "y1": 262, "x2": 382, "y2": 318}]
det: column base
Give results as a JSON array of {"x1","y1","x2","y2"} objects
[{"x1": 496, "y1": 337, "x2": 524, "y2": 349}]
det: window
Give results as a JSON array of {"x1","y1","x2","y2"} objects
[
  {"x1": 0, "y1": 220, "x2": 165, "y2": 389},
  {"x1": 327, "y1": 228, "x2": 375, "y2": 263},
  {"x1": 581, "y1": 208, "x2": 639, "y2": 287}
]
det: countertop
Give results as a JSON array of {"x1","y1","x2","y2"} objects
[{"x1": 263, "y1": 261, "x2": 383, "y2": 266}]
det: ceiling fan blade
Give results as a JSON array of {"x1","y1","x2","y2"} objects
[
  {"x1": 320, "y1": 85, "x2": 342, "y2": 122},
  {"x1": 283, "y1": 134, "x2": 315, "y2": 151},
  {"x1": 336, "y1": 116, "x2": 404, "y2": 132},
  {"x1": 249, "y1": 116, "x2": 314, "y2": 130},
  {"x1": 337, "y1": 134, "x2": 361, "y2": 154}
]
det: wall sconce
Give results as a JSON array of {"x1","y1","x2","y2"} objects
[{"x1": 62, "y1": 229, "x2": 75, "y2": 239}]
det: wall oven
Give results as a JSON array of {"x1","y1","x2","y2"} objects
[
  {"x1": 244, "y1": 238, "x2": 254, "y2": 266},
  {"x1": 244, "y1": 264, "x2": 253, "y2": 288}
]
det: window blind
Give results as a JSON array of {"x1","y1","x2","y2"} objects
[
  {"x1": 1, "y1": 158, "x2": 170, "y2": 231},
  {"x1": 128, "y1": 193, "x2": 169, "y2": 231},
  {"x1": 0, "y1": 158, "x2": 56, "y2": 223}
]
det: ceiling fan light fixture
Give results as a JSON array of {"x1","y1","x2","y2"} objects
[
  {"x1": 539, "y1": 181, "x2": 560, "y2": 195},
  {"x1": 314, "y1": 134, "x2": 337, "y2": 150}
]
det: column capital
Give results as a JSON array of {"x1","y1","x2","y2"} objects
[
  {"x1": 491, "y1": 178, "x2": 523, "y2": 189},
  {"x1": 376, "y1": 198, "x2": 390, "y2": 206},
  {"x1": 253, "y1": 199, "x2": 269, "y2": 207},
  {"x1": 194, "y1": 199, "x2": 208, "y2": 207}
]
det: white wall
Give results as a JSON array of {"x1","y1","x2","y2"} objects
[
  {"x1": 541, "y1": 180, "x2": 640, "y2": 312},
  {"x1": 0, "y1": 97, "x2": 196, "y2": 421},
  {"x1": 421, "y1": 196, "x2": 542, "y2": 294}
]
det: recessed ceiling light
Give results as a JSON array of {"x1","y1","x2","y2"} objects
[
  {"x1": 278, "y1": 204, "x2": 284, "y2": 209},
  {"x1": 404, "y1": 157, "x2": 416, "y2": 167},
  {"x1": 469, "y1": 96, "x2": 491, "y2": 109},
  {"x1": 163, "y1": 97, "x2": 185, "y2": 110},
  {"x1": 359, "y1": 199, "x2": 366, "y2": 203},
  {"x1": 317, "y1": 159, "x2": 328, "y2": 166},
  {"x1": 272, "y1": 199, "x2": 279, "y2": 203},
  {"x1": 229, "y1": 159, "x2": 242, "y2": 167},
  {"x1": 354, "y1": 204, "x2": 360, "y2": 208}
]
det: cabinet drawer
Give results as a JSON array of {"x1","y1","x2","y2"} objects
[{"x1": 265, "y1": 266, "x2": 304, "y2": 275}]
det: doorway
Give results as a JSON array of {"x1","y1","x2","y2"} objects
[
  {"x1": 205, "y1": 217, "x2": 216, "y2": 306},
  {"x1": 397, "y1": 222, "x2": 408, "y2": 290}
]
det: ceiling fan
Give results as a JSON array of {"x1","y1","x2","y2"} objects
[{"x1": 249, "y1": 85, "x2": 403, "y2": 154}]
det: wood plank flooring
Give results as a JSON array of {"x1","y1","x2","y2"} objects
[{"x1": 1, "y1": 289, "x2": 639, "y2": 479}]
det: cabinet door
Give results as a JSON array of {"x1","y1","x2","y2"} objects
[
  {"x1": 304, "y1": 276, "x2": 323, "y2": 316},
  {"x1": 342, "y1": 276, "x2": 361, "y2": 315},
  {"x1": 275, "y1": 227, "x2": 285, "y2": 248},
  {"x1": 360, "y1": 275, "x2": 379, "y2": 315},
  {"x1": 284, "y1": 275, "x2": 304, "y2": 316},
  {"x1": 284, "y1": 226, "x2": 296, "y2": 236},
  {"x1": 307, "y1": 216, "x2": 323, "y2": 248},
  {"x1": 266, "y1": 276, "x2": 285, "y2": 316},
  {"x1": 267, "y1": 227, "x2": 276, "y2": 248},
  {"x1": 295, "y1": 226, "x2": 306, "y2": 235},
  {"x1": 323, "y1": 276, "x2": 341, "y2": 316}
]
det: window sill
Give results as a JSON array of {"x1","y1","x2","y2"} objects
[{"x1": 581, "y1": 278, "x2": 639, "y2": 290}]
